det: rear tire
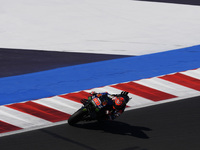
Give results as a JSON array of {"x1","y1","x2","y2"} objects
[{"x1": 68, "y1": 108, "x2": 87, "y2": 126}]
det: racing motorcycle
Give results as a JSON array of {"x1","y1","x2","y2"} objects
[{"x1": 68, "y1": 91, "x2": 130, "y2": 126}]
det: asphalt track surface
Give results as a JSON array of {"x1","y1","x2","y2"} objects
[
  {"x1": 0, "y1": 49, "x2": 200, "y2": 150},
  {"x1": 0, "y1": 96, "x2": 200, "y2": 150},
  {"x1": 0, "y1": 48, "x2": 130, "y2": 77}
]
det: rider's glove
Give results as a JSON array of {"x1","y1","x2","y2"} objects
[
  {"x1": 80, "y1": 99, "x2": 88, "y2": 105},
  {"x1": 121, "y1": 91, "x2": 129, "y2": 96},
  {"x1": 120, "y1": 91, "x2": 129, "y2": 103}
]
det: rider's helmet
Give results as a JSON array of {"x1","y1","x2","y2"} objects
[{"x1": 112, "y1": 96, "x2": 126, "y2": 110}]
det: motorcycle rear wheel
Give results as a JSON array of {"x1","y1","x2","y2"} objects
[{"x1": 68, "y1": 108, "x2": 87, "y2": 126}]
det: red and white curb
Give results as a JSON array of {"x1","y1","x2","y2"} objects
[{"x1": 1, "y1": 68, "x2": 200, "y2": 137}]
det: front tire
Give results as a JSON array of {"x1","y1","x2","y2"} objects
[{"x1": 68, "y1": 108, "x2": 87, "y2": 126}]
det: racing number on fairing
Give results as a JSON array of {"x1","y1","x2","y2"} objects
[{"x1": 93, "y1": 98, "x2": 101, "y2": 106}]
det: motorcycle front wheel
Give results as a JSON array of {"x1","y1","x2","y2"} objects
[{"x1": 68, "y1": 108, "x2": 87, "y2": 126}]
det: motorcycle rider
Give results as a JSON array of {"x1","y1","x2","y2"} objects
[{"x1": 81, "y1": 91, "x2": 129, "y2": 120}]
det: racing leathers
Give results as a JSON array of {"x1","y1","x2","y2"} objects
[{"x1": 85, "y1": 91, "x2": 129, "y2": 120}]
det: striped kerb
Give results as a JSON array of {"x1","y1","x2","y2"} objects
[
  {"x1": 0, "y1": 120, "x2": 21, "y2": 133},
  {"x1": 6, "y1": 101, "x2": 71, "y2": 122},
  {"x1": 160, "y1": 73, "x2": 200, "y2": 91},
  {"x1": 111, "y1": 81, "x2": 177, "y2": 101}
]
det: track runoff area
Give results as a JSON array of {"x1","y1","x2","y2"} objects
[{"x1": 0, "y1": 45, "x2": 200, "y2": 137}]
